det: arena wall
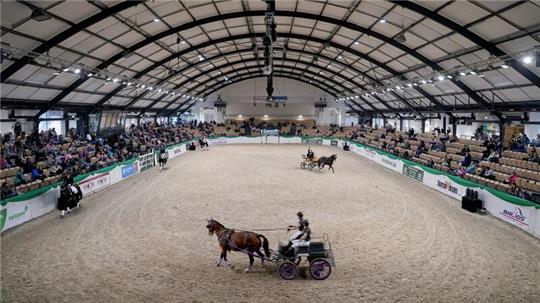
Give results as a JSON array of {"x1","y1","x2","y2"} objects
[{"x1": 1, "y1": 136, "x2": 539, "y2": 239}]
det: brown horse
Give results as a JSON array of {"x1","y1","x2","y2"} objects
[{"x1": 206, "y1": 219, "x2": 270, "y2": 272}]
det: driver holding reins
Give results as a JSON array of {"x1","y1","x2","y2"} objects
[
  {"x1": 306, "y1": 147, "x2": 314, "y2": 160},
  {"x1": 282, "y1": 211, "x2": 308, "y2": 253}
]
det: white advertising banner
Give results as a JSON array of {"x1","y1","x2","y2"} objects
[
  {"x1": 79, "y1": 173, "x2": 111, "y2": 196},
  {"x1": 1, "y1": 201, "x2": 32, "y2": 232}
]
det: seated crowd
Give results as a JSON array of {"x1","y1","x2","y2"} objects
[
  {"x1": 348, "y1": 124, "x2": 540, "y2": 203},
  {"x1": 2, "y1": 118, "x2": 539, "y2": 204},
  {"x1": 1, "y1": 122, "x2": 195, "y2": 199}
]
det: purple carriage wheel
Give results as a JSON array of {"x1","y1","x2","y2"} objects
[
  {"x1": 278, "y1": 261, "x2": 298, "y2": 280},
  {"x1": 309, "y1": 258, "x2": 331, "y2": 280}
]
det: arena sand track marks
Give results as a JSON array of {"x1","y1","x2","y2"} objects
[{"x1": 1, "y1": 144, "x2": 539, "y2": 303}]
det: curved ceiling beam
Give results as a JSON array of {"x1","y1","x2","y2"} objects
[
  {"x1": 39, "y1": 10, "x2": 487, "y2": 117},
  {"x1": 176, "y1": 72, "x2": 364, "y2": 117},
  {"x1": 162, "y1": 71, "x2": 348, "y2": 116},
  {"x1": 0, "y1": 1, "x2": 143, "y2": 81},
  {"x1": 121, "y1": 46, "x2": 396, "y2": 114},
  {"x1": 149, "y1": 64, "x2": 351, "y2": 113},
  {"x1": 393, "y1": 1, "x2": 540, "y2": 88},
  {"x1": 93, "y1": 31, "x2": 440, "y2": 116}
]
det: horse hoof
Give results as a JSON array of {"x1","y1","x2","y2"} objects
[{"x1": 244, "y1": 267, "x2": 251, "y2": 273}]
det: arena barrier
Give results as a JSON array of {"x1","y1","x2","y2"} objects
[{"x1": 2, "y1": 136, "x2": 539, "y2": 238}]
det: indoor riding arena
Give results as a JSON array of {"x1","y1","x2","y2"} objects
[{"x1": 1, "y1": 1, "x2": 540, "y2": 303}]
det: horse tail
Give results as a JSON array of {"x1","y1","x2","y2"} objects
[{"x1": 257, "y1": 234, "x2": 270, "y2": 258}]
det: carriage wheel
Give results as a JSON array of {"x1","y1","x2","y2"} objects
[
  {"x1": 278, "y1": 261, "x2": 298, "y2": 280},
  {"x1": 301, "y1": 162, "x2": 306, "y2": 169},
  {"x1": 308, "y1": 163, "x2": 316, "y2": 170},
  {"x1": 309, "y1": 258, "x2": 331, "y2": 280}
]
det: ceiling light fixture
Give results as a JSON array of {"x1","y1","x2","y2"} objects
[
  {"x1": 379, "y1": 19, "x2": 386, "y2": 23},
  {"x1": 153, "y1": 18, "x2": 160, "y2": 22},
  {"x1": 501, "y1": 64, "x2": 509, "y2": 69},
  {"x1": 522, "y1": 55, "x2": 533, "y2": 65}
]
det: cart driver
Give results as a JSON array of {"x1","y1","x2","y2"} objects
[
  {"x1": 291, "y1": 220, "x2": 311, "y2": 248},
  {"x1": 282, "y1": 211, "x2": 306, "y2": 253},
  {"x1": 307, "y1": 147, "x2": 314, "y2": 160}
]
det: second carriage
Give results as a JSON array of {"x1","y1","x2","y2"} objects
[{"x1": 300, "y1": 155, "x2": 319, "y2": 170}]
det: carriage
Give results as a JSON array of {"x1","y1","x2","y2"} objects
[
  {"x1": 274, "y1": 233, "x2": 335, "y2": 280},
  {"x1": 300, "y1": 155, "x2": 319, "y2": 170}
]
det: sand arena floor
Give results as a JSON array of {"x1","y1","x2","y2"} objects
[{"x1": 1, "y1": 144, "x2": 539, "y2": 302}]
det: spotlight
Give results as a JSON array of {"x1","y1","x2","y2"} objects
[
  {"x1": 501, "y1": 64, "x2": 509, "y2": 69},
  {"x1": 87, "y1": 73, "x2": 94, "y2": 77},
  {"x1": 127, "y1": 82, "x2": 132, "y2": 86},
  {"x1": 354, "y1": 41, "x2": 359, "y2": 45},
  {"x1": 379, "y1": 19, "x2": 386, "y2": 23},
  {"x1": 469, "y1": 71, "x2": 477, "y2": 75},
  {"x1": 113, "y1": 78, "x2": 119, "y2": 83},
  {"x1": 522, "y1": 55, "x2": 533, "y2": 65},
  {"x1": 264, "y1": 114, "x2": 268, "y2": 118},
  {"x1": 421, "y1": 79, "x2": 427, "y2": 84},
  {"x1": 153, "y1": 18, "x2": 160, "y2": 22},
  {"x1": 459, "y1": 71, "x2": 466, "y2": 76},
  {"x1": 141, "y1": 84, "x2": 146, "y2": 89},
  {"x1": 437, "y1": 75, "x2": 444, "y2": 81},
  {"x1": 63, "y1": 67, "x2": 70, "y2": 72},
  {"x1": 447, "y1": 75, "x2": 453, "y2": 79},
  {"x1": 407, "y1": 83, "x2": 413, "y2": 87},
  {"x1": 53, "y1": 71, "x2": 60, "y2": 75},
  {"x1": 413, "y1": 83, "x2": 418, "y2": 86},
  {"x1": 74, "y1": 68, "x2": 81, "y2": 74}
]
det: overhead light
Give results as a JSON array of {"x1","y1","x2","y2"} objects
[
  {"x1": 421, "y1": 79, "x2": 427, "y2": 84},
  {"x1": 413, "y1": 83, "x2": 418, "y2": 86},
  {"x1": 63, "y1": 67, "x2": 70, "y2": 72},
  {"x1": 238, "y1": 114, "x2": 243, "y2": 118},
  {"x1": 298, "y1": 115, "x2": 303, "y2": 118},
  {"x1": 164, "y1": 90, "x2": 168, "y2": 94},
  {"x1": 148, "y1": 86, "x2": 153, "y2": 90},
  {"x1": 446, "y1": 75, "x2": 453, "y2": 79},
  {"x1": 106, "y1": 77, "x2": 111, "y2": 81},
  {"x1": 479, "y1": 74, "x2": 486, "y2": 78},
  {"x1": 501, "y1": 64, "x2": 509, "y2": 69},
  {"x1": 141, "y1": 84, "x2": 146, "y2": 89},
  {"x1": 53, "y1": 71, "x2": 60, "y2": 75},
  {"x1": 459, "y1": 71, "x2": 466, "y2": 76},
  {"x1": 87, "y1": 73, "x2": 93, "y2": 77},
  {"x1": 437, "y1": 75, "x2": 444, "y2": 81},
  {"x1": 522, "y1": 55, "x2": 533, "y2": 65},
  {"x1": 338, "y1": 55, "x2": 343, "y2": 59},
  {"x1": 74, "y1": 68, "x2": 81, "y2": 74},
  {"x1": 122, "y1": 81, "x2": 127, "y2": 85},
  {"x1": 264, "y1": 114, "x2": 268, "y2": 118},
  {"x1": 113, "y1": 78, "x2": 119, "y2": 83},
  {"x1": 31, "y1": 7, "x2": 51, "y2": 22},
  {"x1": 354, "y1": 41, "x2": 359, "y2": 45},
  {"x1": 469, "y1": 71, "x2": 477, "y2": 75},
  {"x1": 127, "y1": 82, "x2": 132, "y2": 86},
  {"x1": 158, "y1": 89, "x2": 162, "y2": 92},
  {"x1": 407, "y1": 83, "x2": 413, "y2": 87},
  {"x1": 153, "y1": 18, "x2": 160, "y2": 23},
  {"x1": 428, "y1": 79, "x2": 433, "y2": 83},
  {"x1": 379, "y1": 19, "x2": 386, "y2": 23}
]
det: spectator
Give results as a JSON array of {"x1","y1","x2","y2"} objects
[
  {"x1": 504, "y1": 171, "x2": 518, "y2": 186},
  {"x1": 482, "y1": 167, "x2": 496, "y2": 180},
  {"x1": 1, "y1": 182, "x2": 16, "y2": 199},
  {"x1": 531, "y1": 134, "x2": 540, "y2": 147},
  {"x1": 31, "y1": 167, "x2": 44, "y2": 181},
  {"x1": 14, "y1": 170, "x2": 28, "y2": 186},
  {"x1": 528, "y1": 148, "x2": 539, "y2": 163},
  {"x1": 461, "y1": 152, "x2": 472, "y2": 167}
]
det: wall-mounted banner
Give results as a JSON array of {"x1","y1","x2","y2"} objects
[
  {"x1": 1, "y1": 203, "x2": 32, "y2": 231},
  {"x1": 121, "y1": 162, "x2": 139, "y2": 179},
  {"x1": 402, "y1": 164, "x2": 424, "y2": 182},
  {"x1": 302, "y1": 138, "x2": 323, "y2": 145},
  {"x1": 436, "y1": 179, "x2": 461, "y2": 198},
  {"x1": 499, "y1": 207, "x2": 530, "y2": 227},
  {"x1": 330, "y1": 140, "x2": 339, "y2": 146},
  {"x1": 79, "y1": 173, "x2": 111, "y2": 196},
  {"x1": 139, "y1": 151, "x2": 155, "y2": 172},
  {"x1": 209, "y1": 138, "x2": 227, "y2": 145}
]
